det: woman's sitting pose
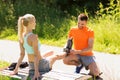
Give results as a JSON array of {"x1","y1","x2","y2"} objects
[{"x1": 10, "y1": 14, "x2": 65, "y2": 80}]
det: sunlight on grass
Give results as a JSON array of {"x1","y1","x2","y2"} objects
[
  {"x1": 0, "y1": 75, "x2": 9, "y2": 80},
  {"x1": 0, "y1": 28, "x2": 18, "y2": 41},
  {"x1": 0, "y1": 61, "x2": 10, "y2": 80},
  {"x1": 0, "y1": 75, "x2": 21, "y2": 80},
  {"x1": 40, "y1": 38, "x2": 66, "y2": 47},
  {"x1": 1, "y1": 34, "x2": 18, "y2": 41},
  {"x1": 88, "y1": 17, "x2": 120, "y2": 54},
  {"x1": 0, "y1": 61, "x2": 9, "y2": 68}
]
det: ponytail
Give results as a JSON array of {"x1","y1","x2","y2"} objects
[
  {"x1": 17, "y1": 14, "x2": 35, "y2": 42},
  {"x1": 18, "y1": 17, "x2": 24, "y2": 43}
]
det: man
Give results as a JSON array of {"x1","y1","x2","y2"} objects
[{"x1": 63, "y1": 13, "x2": 103, "y2": 80}]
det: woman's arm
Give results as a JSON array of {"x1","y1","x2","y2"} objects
[
  {"x1": 31, "y1": 35, "x2": 41, "y2": 79},
  {"x1": 12, "y1": 41, "x2": 25, "y2": 74}
]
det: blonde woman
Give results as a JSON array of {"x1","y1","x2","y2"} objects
[{"x1": 11, "y1": 14, "x2": 65, "y2": 80}]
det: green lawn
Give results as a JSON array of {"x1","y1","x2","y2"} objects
[{"x1": 0, "y1": 61, "x2": 9, "y2": 68}]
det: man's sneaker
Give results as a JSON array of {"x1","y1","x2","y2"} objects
[
  {"x1": 75, "y1": 64, "x2": 83, "y2": 73},
  {"x1": 96, "y1": 76, "x2": 103, "y2": 80},
  {"x1": 92, "y1": 76, "x2": 103, "y2": 80}
]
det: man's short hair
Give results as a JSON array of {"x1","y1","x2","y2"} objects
[{"x1": 78, "y1": 13, "x2": 88, "y2": 21}]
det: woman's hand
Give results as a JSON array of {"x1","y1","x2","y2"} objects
[
  {"x1": 32, "y1": 72, "x2": 40, "y2": 80},
  {"x1": 10, "y1": 69, "x2": 18, "y2": 75}
]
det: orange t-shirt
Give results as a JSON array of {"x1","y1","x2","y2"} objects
[{"x1": 68, "y1": 27, "x2": 94, "y2": 56}]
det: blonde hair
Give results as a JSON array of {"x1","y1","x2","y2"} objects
[{"x1": 18, "y1": 14, "x2": 35, "y2": 42}]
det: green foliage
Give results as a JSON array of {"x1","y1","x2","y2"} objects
[
  {"x1": 0, "y1": 75, "x2": 21, "y2": 80},
  {"x1": 0, "y1": 1, "x2": 16, "y2": 30},
  {"x1": 0, "y1": 61, "x2": 9, "y2": 68},
  {"x1": 38, "y1": 18, "x2": 72, "y2": 40},
  {"x1": 0, "y1": 28, "x2": 17, "y2": 40},
  {"x1": 89, "y1": 18, "x2": 120, "y2": 54},
  {"x1": 97, "y1": 0, "x2": 120, "y2": 19},
  {"x1": 88, "y1": 0, "x2": 120, "y2": 54},
  {"x1": 0, "y1": 0, "x2": 75, "y2": 41},
  {"x1": 0, "y1": 76, "x2": 10, "y2": 80}
]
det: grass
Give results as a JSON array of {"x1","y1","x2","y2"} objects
[
  {"x1": 40, "y1": 37, "x2": 67, "y2": 47},
  {"x1": 0, "y1": 61, "x2": 9, "y2": 69},
  {"x1": 0, "y1": 61, "x2": 12, "y2": 80},
  {"x1": 88, "y1": 16, "x2": 120, "y2": 54},
  {"x1": 0, "y1": 75, "x2": 20, "y2": 80}
]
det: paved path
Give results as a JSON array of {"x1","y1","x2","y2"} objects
[{"x1": 0, "y1": 40, "x2": 120, "y2": 80}]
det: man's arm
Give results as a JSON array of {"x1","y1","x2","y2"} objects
[{"x1": 70, "y1": 38, "x2": 94, "y2": 54}]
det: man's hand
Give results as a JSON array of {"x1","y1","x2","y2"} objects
[
  {"x1": 70, "y1": 49, "x2": 82, "y2": 54},
  {"x1": 70, "y1": 49, "x2": 76, "y2": 54}
]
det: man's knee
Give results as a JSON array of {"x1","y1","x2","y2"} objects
[{"x1": 63, "y1": 58, "x2": 69, "y2": 64}]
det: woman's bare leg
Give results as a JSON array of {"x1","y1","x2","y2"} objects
[
  {"x1": 48, "y1": 52, "x2": 66, "y2": 69},
  {"x1": 42, "y1": 51, "x2": 54, "y2": 58}
]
